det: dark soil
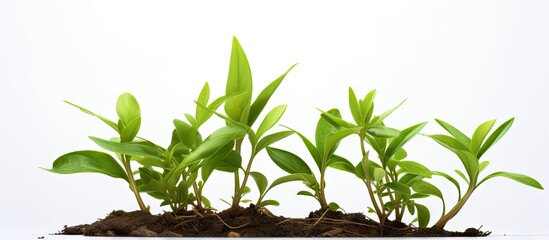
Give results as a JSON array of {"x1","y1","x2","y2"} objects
[{"x1": 61, "y1": 204, "x2": 490, "y2": 237}]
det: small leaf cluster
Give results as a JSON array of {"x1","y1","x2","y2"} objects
[{"x1": 44, "y1": 37, "x2": 543, "y2": 229}]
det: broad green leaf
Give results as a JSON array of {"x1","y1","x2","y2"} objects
[
  {"x1": 44, "y1": 151, "x2": 128, "y2": 182},
  {"x1": 385, "y1": 182, "x2": 411, "y2": 195},
  {"x1": 327, "y1": 155, "x2": 357, "y2": 176},
  {"x1": 283, "y1": 125, "x2": 321, "y2": 171},
  {"x1": 197, "y1": 94, "x2": 233, "y2": 127},
  {"x1": 328, "y1": 202, "x2": 341, "y2": 211},
  {"x1": 267, "y1": 147, "x2": 312, "y2": 174},
  {"x1": 364, "y1": 134, "x2": 386, "y2": 157},
  {"x1": 64, "y1": 101, "x2": 119, "y2": 133},
  {"x1": 399, "y1": 173, "x2": 424, "y2": 186},
  {"x1": 185, "y1": 113, "x2": 197, "y2": 127},
  {"x1": 195, "y1": 99, "x2": 252, "y2": 132},
  {"x1": 89, "y1": 137, "x2": 165, "y2": 160},
  {"x1": 477, "y1": 118, "x2": 514, "y2": 158},
  {"x1": 323, "y1": 127, "x2": 360, "y2": 158},
  {"x1": 174, "y1": 119, "x2": 196, "y2": 148},
  {"x1": 385, "y1": 122, "x2": 428, "y2": 160},
  {"x1": 432, "y1": 171, "x2": 461, "y2": 199},
  {"x1": 226, "y1": 37, "x2": 252, "y2": 95},
  {"x1": 255, "y1": 131, "x2": 294, "y2": 153},
  {"x1": 178, "y1": 126, "x2": 247, "y2": 169},
  {"x1": 470, "y1": 119, "x2": 496, "y2": 156},
  {"x1": 373, "y1": 168, "x2": 386, "y2": 182},
  {"x1": 367, "y1": 125, "x2": 400, "y2": 138},
  {"x1": 297, "y1": 190, "x2": 316, "y2": 198},
  {"x1": 134, "y1": 157, "x2": 165, "y2": 168},
  {"x1": 434, "y1": 119, "x2": 471, "y2": 148},
  {"x1": 256, "y1": 105, "x2": 287, "y2": 139},
  {"x1": 407, "y1": 201, "x2": 415, "y2": 215},
  {"x1": 478, "y1": 171, "x2": 543, "y2": 189},
  {"x1": 360, "y1": 90, "x2": 376, "y2": 124},
  {"x1": 415, "y1": 203, "x2": 430, "y2": 228},
  {"x1": 455, "y1": 150, "x2": 479, "y2": 180},
  {"x1": 412, "y1": 180, "x2": 443, "y2": 200},
  {"x1": 397, "y1": 161, "x2": 432, "y2": 178},
  {"x1": 268, "y1": 173, "x2": 318, "y2": 191},
  {"x1": 215, "y1": 150, "x2": 242, "y2": 172},
  {"x1": 316, "y1": 109, "x2": 341, "y2": 157},
  {"x1": 195, "y1": 82, "x2": 210, "y2": 125},
  {"x1": 260, "y1": 200, "x2": 280, "y2": 207},
  {"x1": 372, "y1": 99, "x2": 405, "y2": 125},
  {"x1": 348, "y1": 87, "x2": 362, "y2": 125},
  {"x1": 248, "y1": 63, "x2": 297, "y2": 126},
  {"x1": 250, "y1": 171, "x2": 268, "y2": 196},
  {"x1": 120, "y1": 117, "x2": 141, "y2": 142},
  {"x1": 319, "y1": 109, "x2": 354, "y2": 129},
  {"x1": 201, "y1": 141, "x2": 235, "y2": 182},
  {"x1": 427, "y1": 134, "x2": 469, "y2": 152},
  {"x1": 116, "y1": 93, "x2": 141, "y2": 125},
  {"x1": 393, "y1": 148, "x2": 407, "y2": 161}
]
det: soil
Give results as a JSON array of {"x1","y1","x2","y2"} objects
[{"x1": 61, "y1": 204, "x2": 490, "y2": 237}]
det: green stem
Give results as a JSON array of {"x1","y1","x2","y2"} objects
[
  {"x1": 231, "y1": 140, "x2": 243, "y2": 209},
  {"x1": 122, "y1": 155, "x2": 149, "y2": 213},
  {"x1": 318, "y1": 160, "x2": 329, "y2": 208},
  {"x1": 433, "y1": 186, "x2": 474, "y2": 229},
  {"x1": 234, "y1": 153, "x2": 257, "y2": 208},
  {"x1": 360, "y1": 135, "x2": 383, "y2": 221}
]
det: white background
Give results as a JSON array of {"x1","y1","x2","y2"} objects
[{"x1": 1, "y1": 0, "x2": 548, "y2": 236}]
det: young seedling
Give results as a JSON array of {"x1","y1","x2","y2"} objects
[
  {"x1": 427, "y1": 118, "x2": 544, "y2": 229},
  {"x1": 44, "y1": 93, "x2": 151, "y2": 213},
  {"x1": 315, "y1": 87, "x2": 432, "y2": 227},
  {"x1": 266, "y1": 109, "x2": 356, "y2": 211}
]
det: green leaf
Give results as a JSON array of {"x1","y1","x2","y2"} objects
[
  {"x1": 360, "y1": 90, "x2": 376, "y2": 124},
  {"x1": 372, "y1": 99, "x2": 405, "y2": 125},
  {"x1": 268, "y1": 173, "x2": 318, "y2": 192},
  {"x1": 116, "y1": 93, "x2": 141, "y2": 126},
  {"x1": 367, "y1": 125, "x2": 400, "y2": 138},
  {"x1": 373, "y1": 168, "x2": 386, "y2": 182},
  {"x1": 316, "y1": 109, "x2": 341, "y2": 157},
  {"x1": 412, "y1": 180, "x2": 443, "y2": 200},
  {"x1": 434, "y1": 119, "x2": 471, "y2": 148},
  {"x1": 455, "y1": 169, "x2": 469, "y2": 184},
  {"x1": 397, "y1": 161, "x2": 432, "y2": 178},
  {"x1": 432, "y1": 171, "x2": 461, "y2": 199},
  {"x1": 427, "y1": 134, "x2": 469, "y2": 152},
  {"x1": 319, "y1": 109, "x2": 354, "y2": 129},
  {"x1": 479, "y1": 161, "x2": 490, "y2": 173},
  {"x1": 215, "y1": 150, "x2": 242, "y2": 172},
  {"x1": 399, "y1": 173, "x2": 424, "y2": 186},
  {"x1": 415, "y1": 203, "x2": 430, "y2": 228},
  {"x1": 256, "y1": 105, "x2": 287, "y2": 139},
  {"x1": 250, "y1": 171, "x2": 268, "y2": 196},
  {"x1": 248, "y1": 63, "x2": 297, "y2": 126},
  {"x1": 477, "y1": 118, "x2": 514, "y2": 158},
  {"x1": 64, "y1": 101, "x2": 119, "y2": 133},
  {"x1": 134, "y1": 157, "x2": 165, "y2": 168},
  {"x1": 44, "y1": 151, "x2": 128, "y2": 182},
  {"x1": 297, "y1": 190, "x2": 316, "y2": 198},
  {"x1": 197, "y1": 94, "x2": 233, "y2": 127},
  {"x1": 478, "y1": 171, "x2": 544, "y2": 189},
  {"x1": 393, "y1": 148, "x2": 407, "y2": 161},
  {"x1": 178, "y1": 126, "x2": 247, "y2": 169},
  {"x1": 328, "y1": 202, "x2": 341, "y2": 211},
  {"x1": 224, "y1": 91, "x2": 251, "y2": 124},
  {"x1": 174, "y1": 119, "x2": 196, "y2": 148},
  {"x1": 195, "y1": 99, "x2": 252, "y2": 132},
  {"x1": 385, "y1": 122, "x2": 428, "y2": 160},
  {"x1": 455, "y1": 150, "x2": 479, "y2": 181},
  {"x1": 323, "y1": 127, "x2": 360, "y2": 158},
  {"x1": 283, "y1": 126, "x2": 322, "y2": 171},
  {"x1": 195, "y1": 82, "x2": 210, "y2": 125},
  {"x1": 255, "y1": 131, "x2": 294, "y2": 153},
  {"x1": 260, "y1": 199, "x2": 280, "y2": 207},
  {"x1": 89, "y1": 137, "x2": 165, "y2": 160},
  {"x1": 226, "y1": 37, "x2": 252, "y2": 95},
  {"x1": 267, "y1": 147, "x2": 312, "y2": 174},
  {"x1": 327, "y1": 155, "x2": 357, "y2": 176},
  {"x1": 201, "y1": 141, "x2": 234, "y2": 182},
  {"x1": 348, "y1": 87, "x2": 362, "y2": 125},
  {"x1": 470, "y1": 119, "x2": 496, "y2": 156},
  {"x1": 120, "y1": 117, "x2": 141, "y2": 142},
  {"x1": 385, "y1": 182, "x2": 411, "y2": 195}
]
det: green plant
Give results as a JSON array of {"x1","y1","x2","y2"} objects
[
  {"x1": 427, "y1": 118, "x2": 544, "y2": 229},
  {"x1": 310, "y1": 87, "x2": 433, "y2": 227},
  {"x1": 44, "y1": 93, "x2": 151, "y2": 213}
]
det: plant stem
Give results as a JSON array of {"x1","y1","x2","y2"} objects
[
  {"x1": 192, "y1": 182, "x2": 202, "y2": 210},
  {"x1": 234, "y1": 153, "x2": 257, "y2": 208},
  {"x1": 360, "y1": 135, "x2": 383, "y2": 221},
  {"x1": 433, "y1": 186, "x2": 474, "y2": 229},
  {"x1": 122, "y1": 155, "x2": 149, "y2": 213},
  {"x1": 231, "y1": 140, "x2": 243, "y2": 209},
  {"x1": 318, "y1": 160, "x2": 329, "y2": 208}
]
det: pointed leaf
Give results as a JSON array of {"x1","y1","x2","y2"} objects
[
  {"x1": 250, "y1": 171, "x2": 268, "y2": 196},
  {"x1": 373, "y1": 168, "x2": 386, "y2": 182},
  {"x1": 385, "y1": 122, "x2": 428, "y2": 160},
  {"x1": 323, "y1": 127, "x2": 360, "y2": 158},
  {"x1": 215, "y1": 150, "x2": 242, "y2": 172},
  {"x1": 248, "y1": 63, "x2": 297, "y2": 126},
  {"x1": 412, "y1": 180, "x2": 443, "y2": 200},
  {"x1": 268, "y1": 173, "x2": 319, "y2": 192},
  {"x1": 316, "y1": 109, "x2": 341, "y2": 157},
  {"x1": 470, "y1": 119, "x2": 496, "y2": 156},
  {"x1": 64, "y1": 101, "x2": 119, "y2": 133},
  {"x1": 348, "y1": 87, "x2": 362, "y2": 125},
  {"x1": 385, "y1": 182, "x2": 411, "y2": 195},
  {"x1": 297, "y1": 190, "x2": 316, "y2": 198},
  {"x1": 44, "y1": 151, "x2": 128, "y2": 182},
  {"x1": 396, "y1": 161, "x2": 432, "y2": 178},
  {"x1": 174, "y1": 119, "x2": 196, "y2": 148},
  {"x1": 361, "y1": 90, "x2": 376, "y2": 124},
  {"x1": 478, "y1": 171, "x2": 543, "y2": 189},
  {"x1": 267, "y1": 147, "x2": 312, "y2": 174},
  {"x1": 195, "y1": 82, "x2": 210, "y2": 124},
  {"x1": 89, "y1": 137, "x2": 165, "y2": 160},
  {"x1": 415, "y1": 203, "x2": 430, "y2": 227},
  {"x1": 319, "y1": 109, "x2": 354, "y2": 128},
  {"x1": 435, "y1": 119, "x2": 471, "y2": 147},
  {"x1": 327, "y1": 155, "x2": 357, "y2": 176},
  {"x1": 367, "y1": 125, "x2": 400, "y2": 138},
  {"x1": 372, "y1": 99, "x2": 405, "y2": 125},
  {"x1": 256, "y1": 105, "x2": 287, "y2": 139},
  {"x1": 255, "y1": 131, "x2": 294, "y2": 153},
  {"x1": 477, "y1": 118, "x2": 514, "y2": 158},
  {"x1": 479, "y1": 161, "x2": 490, "y2": 173},
  {"x1": 427, "y1": 134, "x2": 469, "y2": 152},
  {"x1": 260, "y1": 200, "x2": 280, "y2": 207},
  {"x1": 283, "y1": 126, "x2": 321, "y2": 171},
  {"x1": 120, "y1": 117, "x2": 141, "y2": 142},
  {"x1": 432, "y1": 171, "x2": 461, "y2": 199}
]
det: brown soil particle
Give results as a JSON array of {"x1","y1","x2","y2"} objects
[{"x1": 61, "y1": 205, "x2": 490, "y2": 237}]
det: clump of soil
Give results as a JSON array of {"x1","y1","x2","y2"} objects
[{"x1": 61, "y1": 205, "x2": 490, "y2": 237}]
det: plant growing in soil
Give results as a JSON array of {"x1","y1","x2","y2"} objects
[
  {"x1": 44, "y1": 93, "x2": 151, "y2": 213},
  {"x1": 426, "y1": 118, "x2": 544, "y2": 229},
  {"x1": 311, "y1": 87, "x2": 435, "y2": 227}
]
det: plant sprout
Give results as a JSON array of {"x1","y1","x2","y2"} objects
[{"x1": 427, "y1": 118, "x2": 544, "y2": 229}]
